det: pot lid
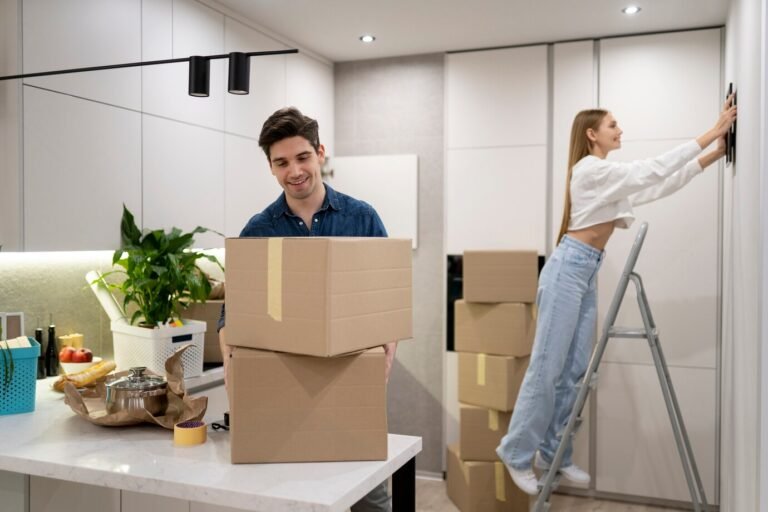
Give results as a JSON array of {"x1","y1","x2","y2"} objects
[{"x1": 107, "y1": 366, "x2": 167, "y2": 391}]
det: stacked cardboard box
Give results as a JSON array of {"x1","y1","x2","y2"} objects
[
  {"x1": 447, "y1": 250, "x2": 538, "y2": 512},
  {"x1": 224, "y1": 237, "x2": 412, "y2": 463}
]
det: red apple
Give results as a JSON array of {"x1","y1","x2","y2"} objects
[
  {"x1": 72, "y1": 348, "x2": 93, "y2": 363},
  {"x1": 59, "y1": 346, "x2": 76, "y2": 363}
]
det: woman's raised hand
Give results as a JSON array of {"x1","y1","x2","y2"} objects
[
  {"x1": 714, "y1": 93, "x2": 737, "y2": 137},
  {"x1": 697, "y1": 94, "x2": 737, "y2": 150}
]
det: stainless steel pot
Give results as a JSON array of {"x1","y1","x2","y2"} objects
[{"x1": 106, "y1": 366, "x2": 168, "y2": 416}]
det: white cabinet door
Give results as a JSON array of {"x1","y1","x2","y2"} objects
[
  {"x1": 446, "y1": 46, "x2": 548, "y2": 149},
  {"x1": 446, "y1": 146, "x2": 547, "y2": 254},
  {"x1": 599, "y1": 29, "x2": 721, "y2": 142},
  {"x1": 22, "y1": 0, "x2": 141, "y2": 110},
  {"x1": 30, "y1": 476, "x2": 119, "y2": 512},
  {"x1": 142, "y1": 0, "x2": 225, "y2": 130},
  {"x1": 0, "y1": 470, "x2": 26, "y2": 512},
  {"x1": 596, "y1": 363, "x2": 716, "y2": 501},
  {"x1": 23, "y1": 87, "x2": 142, "y2": 251},
  {"x1": 142, "y1": 115, "x2": 225, "y2": 249},
  {"x1": 122, "y1": 491, "x2": 189, "y2": 512},
  {"x1": 599, "y1": 141, "x2": 719, "y2": 369}
]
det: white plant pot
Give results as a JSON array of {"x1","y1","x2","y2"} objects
[{"x1": 111, "y1": 319, "x2": 206, "y2": 378}]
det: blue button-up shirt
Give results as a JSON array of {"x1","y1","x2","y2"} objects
[
  {"x1": 239, "y1": 183, "x2": 387, "y2": 238},
  {"x1": 218, "y1": 184, "x2": 387, "y2": 331}
]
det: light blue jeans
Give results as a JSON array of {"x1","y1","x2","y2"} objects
[{"x1": 497, "y1": 235, "x2": 603, "y2": 470}]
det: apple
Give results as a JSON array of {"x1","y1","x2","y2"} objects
[
  {"x1": 72, "y1": 348, "x2": 93, "y2": 363},
  {"x1": 59, "y1": 346, "x2": 76, "y2": 363}
]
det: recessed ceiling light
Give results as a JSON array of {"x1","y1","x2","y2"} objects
[
  {"x1": 622, "y1": 5, "x2": 641, "y2": 15},
  {"x1": 359, "y1": 35, "x2": 376, "y2": 43}
]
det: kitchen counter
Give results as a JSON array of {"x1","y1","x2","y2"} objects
[{"x1": 0, "y1": 377, "x2": 421, "y2": 512}]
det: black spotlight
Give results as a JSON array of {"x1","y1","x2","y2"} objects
[
  {"x1": 228, "y1": 52, "x2": 250, "y2": 95},
  {"x1": 188, "y1": 56, "x2": 210, "y2": 97}
]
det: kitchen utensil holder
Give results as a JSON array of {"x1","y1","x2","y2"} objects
[
  {"x1": 111, "y1": 320, "x2": 206, "y2": 378},
  {"x1": 0, "y1": 338, "x2": 41, "y2": 415}
]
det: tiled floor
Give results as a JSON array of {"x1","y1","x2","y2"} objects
[{"x1": 415, "y1": 477, "x2": 682, "y2": 511}]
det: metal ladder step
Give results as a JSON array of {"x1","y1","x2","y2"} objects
[{"x1": 607, "y1": 326, "x2": 658, "y2": 339}]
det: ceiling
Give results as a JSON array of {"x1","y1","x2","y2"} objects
[{"x1": 212, "y1": 0, "x2": 729, "y2": 62}]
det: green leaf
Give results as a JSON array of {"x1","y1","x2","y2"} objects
[{"x1": 120, "y1": 204, "x2": 142, "y2": 247}]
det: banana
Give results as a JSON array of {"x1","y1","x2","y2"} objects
[{"x1": 53, "y1": 359, "x2": 117, "y2": 392}]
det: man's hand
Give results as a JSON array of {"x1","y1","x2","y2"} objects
[
  {"x1": 219, "y1": 328, "x2": 232, "y2": 389},
  {"x1": 383, "y1": 341, "x2": 398, "y2": 384}
]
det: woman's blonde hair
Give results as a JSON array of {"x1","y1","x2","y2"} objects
[{"x1": 556, "y1": 109, "x2": 609, "y2": 244}]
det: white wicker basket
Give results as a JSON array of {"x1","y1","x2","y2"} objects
[{"x1": 111, "y1": 319, "x2": 206, "y2": 378}]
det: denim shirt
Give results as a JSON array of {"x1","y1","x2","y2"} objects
[{"x1": 218, "y1": 184, "x2": 387, "y2": 331}]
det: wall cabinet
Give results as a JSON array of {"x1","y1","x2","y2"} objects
[{"x1": 5, "y1": 0, "x2": 333, "y2": 251}]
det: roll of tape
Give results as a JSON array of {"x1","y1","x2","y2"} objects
[{"x1": 174, "y1": 420, "x2": 207, "y2": 446}]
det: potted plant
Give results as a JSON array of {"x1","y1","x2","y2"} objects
[{"x1": 97, "y1": 205, "x2": 223, "y2": 377}]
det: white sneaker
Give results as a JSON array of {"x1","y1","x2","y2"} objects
[
  {"x1": 502, "y1": 463, "x2": 539, "y2": 495},
  {"x1": 535, "y1": 452, "x2": 591, "y2": 484}
]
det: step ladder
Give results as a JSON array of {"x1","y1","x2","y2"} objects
[{"x1": 533, "y1": 222, "x2": 709, "y2": 511}]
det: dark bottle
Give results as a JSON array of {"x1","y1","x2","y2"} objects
[
  {"x1": 35, "y1": 328, "x2": 46, "y2": 379},
  {"x1": 45, "y1": 319, "x2": 58, "y2": 377}
]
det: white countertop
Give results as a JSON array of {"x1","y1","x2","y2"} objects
[{"x1": 0, "y1": 378, "x2": 421, "y2": 512}]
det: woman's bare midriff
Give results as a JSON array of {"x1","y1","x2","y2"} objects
[{"x1": 566, "y1": 221, "x2": 615, "y2": 251}]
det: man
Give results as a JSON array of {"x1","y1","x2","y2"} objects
[{"x1": 218, "y1": 106, "x2": 397, "y2": 512}]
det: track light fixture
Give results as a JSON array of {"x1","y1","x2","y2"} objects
[
  {"x1": 228, "y1": 52, "x2": 250, "y2": 95},
  {"x1": 188, "y1": 56, "x2": 210, "y2": 97},
  {"x1": 0, "y1": 49, "x2": 298, "y2": 98}
]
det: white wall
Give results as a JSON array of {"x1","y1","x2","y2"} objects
[
  {"x1": 721, "y1": 0, "x2": 766, "y2": 511},
  {"x1": 11, "y1": 0, "x2": 334, "y2": 251},
  {"x1": 444, "y1": 28, "x2": 723, "y2": 506},
  {"x1": 0, "y1": 0, "x2": 22, "y2": 252}
]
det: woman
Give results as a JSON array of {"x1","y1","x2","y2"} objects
[{"x1": 496, "y1": 97, "x2": 737, "y2": 495}]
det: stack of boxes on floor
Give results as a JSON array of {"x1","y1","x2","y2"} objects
[
  {"x1": 447, "y1": 250, "x2": 539, "y2": 511},
  {"x1": 223, "y1": 237, "x2": 412, "y2": 463}
]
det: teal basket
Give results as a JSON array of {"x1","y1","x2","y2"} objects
[{"x1": 0, "y1": 337, "x2": 41, "y2": 415}]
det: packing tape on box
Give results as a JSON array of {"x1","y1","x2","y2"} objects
[
  {"x1": 494, "y1": 462, "x2": 506, "y2": 502},
  {"x1": 488, "y1": 409, "x2": 499, "y2": 431},
  {"x1": 267, "y1": 238, "x2": 283, "y2": 321},
  {"x1": 174, "y1": 420, "x2": 207, "y2": 446},
  {"x1": 476, "y1": 353, "x2": 486, "y2": 386},
  {"x1": 532, "y1": 303, "x2": 538, "y2": 321}
]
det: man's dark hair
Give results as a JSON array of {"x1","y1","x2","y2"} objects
[{"x1": 258, "y1": 107, "x2": 320, "y2": 161}]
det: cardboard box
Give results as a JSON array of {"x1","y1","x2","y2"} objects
[
  {"x1": 460, "y1": 404, "x2": 512, "y2": 462},
  {"x1": 454, "y1": 300, "x2": 535, "y2": 357},
  {"x1": 446, "y1": 444, "x2": 529, "y2": 512},
  {"x1": 458, "y1": 352, "x2": 529, "y2": 412},
  {"x1": 463, "y1": 251, "x2": 538, "y2": 303},
  {"x1": 184, "y1": 299, "x2": 224, "y2": 363},
  {"x1": 226, "y1": 237, "x2": 412, "y2": 356},
  {"x1": 229, "y1": 346, "x2": 387, "y2": 463}
]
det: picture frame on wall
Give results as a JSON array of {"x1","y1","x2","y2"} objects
[{"x1": 726, "y1": 82, "x2": 737, "y2": 168}]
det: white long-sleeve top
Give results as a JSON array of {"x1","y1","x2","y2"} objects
[{"x1": 568, "y1": 139, "x2": 704, "y2": 230}]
